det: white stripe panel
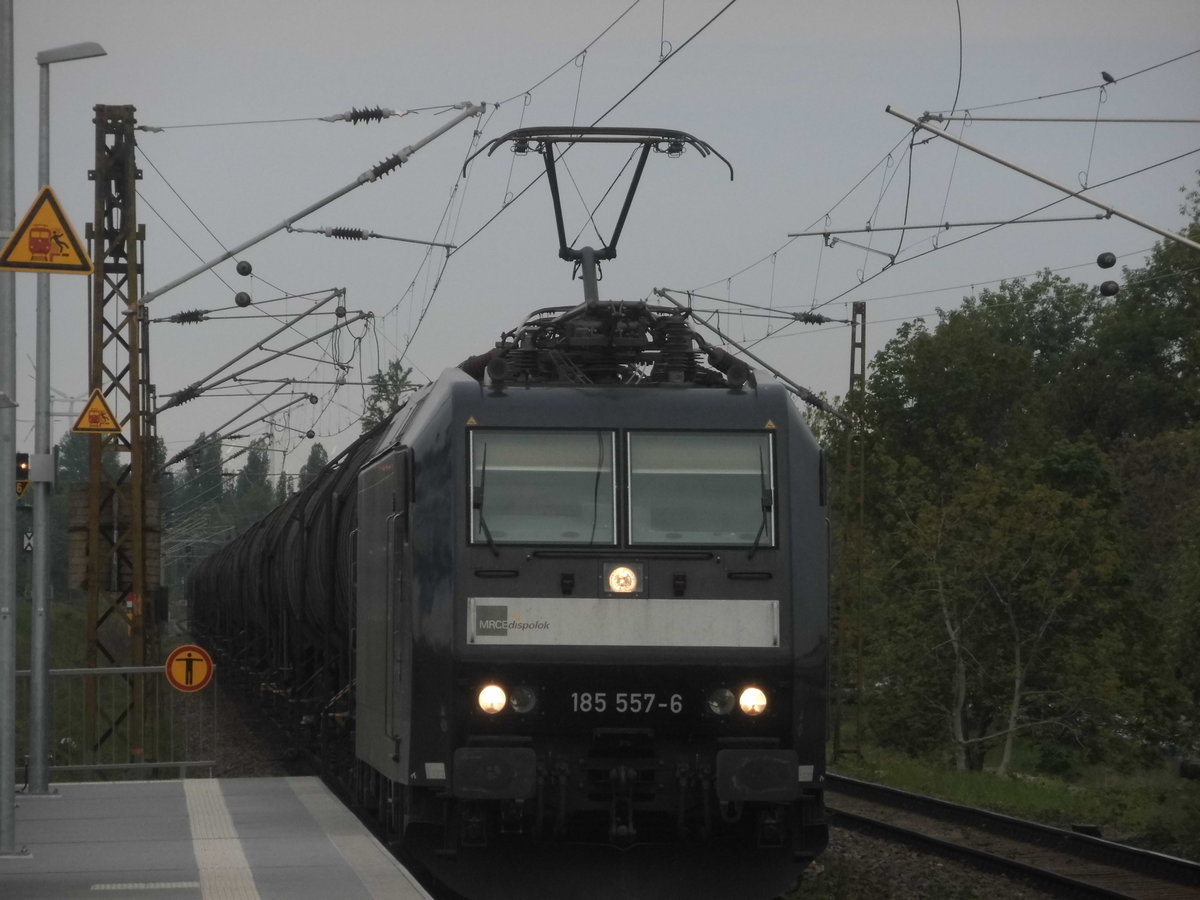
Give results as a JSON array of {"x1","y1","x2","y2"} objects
[
  {"x1": 91, "y1": 883, "x2": 200, "y2": 892},
  {"x1": 469, "y1": 596, "x2": 779, "y2": 647},
  {"x1": 183, "y1": 779, "x2": 261, "y2": 900}
]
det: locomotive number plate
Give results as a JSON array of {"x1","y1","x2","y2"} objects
[{"x1": 570, "y1": 691, "x2": 684, "y2": 714}]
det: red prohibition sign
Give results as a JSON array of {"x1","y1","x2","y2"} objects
[{"x1": 164, "y1": 643, "x2": 214, "y2": 693}]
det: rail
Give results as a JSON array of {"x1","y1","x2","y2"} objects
[
  {"x1": 13, "y1": 666, "x2": 217, "y2": 782},
  {"x1": 826, "y1": 773, "x2": 1200, "y2": 899}
]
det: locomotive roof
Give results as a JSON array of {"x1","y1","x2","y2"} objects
[{"x1": 457, "y1": 299, "x2": 755, "y2": 390}]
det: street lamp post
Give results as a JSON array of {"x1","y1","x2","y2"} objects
[{"x1": 28, "y1": 40, "x2": 105, "y2": 795}]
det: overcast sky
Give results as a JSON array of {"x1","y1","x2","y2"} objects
[{"x1": 10, "y1": 0, "x2": 1199, "y2": 474}]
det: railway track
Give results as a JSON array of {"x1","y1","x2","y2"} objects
[{"x1": 825, "y1": 773, "x2": 1200, "y2": 899}]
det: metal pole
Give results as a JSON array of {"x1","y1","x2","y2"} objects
[
  {"x1": 155, "y1": 288, "x2": 341, "y2": 412},
  {"x1": 0, "y1": 0, "x2": 21, "y2": 856},
  {"x1": 886, "y1": 106, "x2": 1200, "y2": 254},
  {"x1": 29, "y1": 55, "x2": 49, "y2": 798},
  {"x1": 165, "y1": 310, "x2": 372, "y2": 406},
  {"x1": 921, "y1": 114, "x2": 1200, "y2": 125},
  {"x1": 29, "y1": 40, "x2": 106, "y2": 796}
]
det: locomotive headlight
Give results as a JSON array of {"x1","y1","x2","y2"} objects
[
  {"x1": 478, "y1": 684, "x2": 507, "y2": 714},
  {"x1": 608, "y1": 565, "x2": 638, "y2": 593},
  {"x1": 738, "y1": 686, "x2": 768, "y2": 716},
  {"x1": 509, "y1": 685, "x2": 538, "y2": 714},
  {"x1": 602, "y1": 562, "x2": 644, "y2": 597},
  {"x1": 706, "y1": 687, "x2": 736, "y2": 716}
]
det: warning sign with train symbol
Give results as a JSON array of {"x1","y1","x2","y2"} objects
[
  {"x1": 164, "y1": 643, "x2": 215, "y2": 693},
  {"x1": 0, "y1": 185, "x2": 92, "y2": 274},
  {"x1": 72, "y1": 389, "x2": 122, "y2": 435}
]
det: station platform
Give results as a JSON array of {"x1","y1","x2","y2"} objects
[{"x1": 1, "y1": 776, "x2": 431, "y2": 900}]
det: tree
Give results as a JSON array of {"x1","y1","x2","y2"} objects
[
  {"x1": 231, "y1": 440, "x2": 276, "y2": 532},
  {"x1": 274, "y1": 471, "x2": 292, "y2": 504},
  {"x1": 843, "y1": 179, "x2": 1200, "y2": 772},
  {"x1": 297, "y1": 442, "x2": 329, "y2": 491},
  {"x1": 176, "y1": 434, "x2": 226, "y2": 515},
  {"x1": 362, "y1": 359, "x2": 413, "y2": 431},
  {"x1": 856, "y1": 273, "x2": 1126, "y2": 770}
]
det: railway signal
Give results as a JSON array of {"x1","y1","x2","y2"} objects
[{"x1": 16, "y1": 451, "x2": 29, "y2": 496}]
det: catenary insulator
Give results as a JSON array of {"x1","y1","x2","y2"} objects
[
  {"x1": 795, "y1": 311, "x2": 835, "y2": 324},
  {"x1": 328, "y1": 227, "x2": 370, "y2": 240},
  {"x1": 169, "y1": 309, "x2": 208, "y2": 324},
  {"x1": 347, "y1": 106, "x2": 390, "y2": 125},
  {"x1": 370, "y1": 155, "x2": 404, "y2": 180},
  {"x1": 171, "y1": 385, "x2": 202, "y2": 406},
  {"x1": 321, "y1": 106, "x2": 400, "y2": 124}
]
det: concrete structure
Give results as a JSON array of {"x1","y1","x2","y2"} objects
[{"x1": 1, "y1": 777, "x2": 431, "y2": 900}]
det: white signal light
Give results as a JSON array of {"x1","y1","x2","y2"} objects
[
  {"x1": 607, "y1": 565, "x2": 638, "y2": 594},
  {"x1": 739, "y1": 686, "x2": 767, "y2": 716},
  {"x1": 478, "y1": 684, "x2": 507, "y2": 714}
]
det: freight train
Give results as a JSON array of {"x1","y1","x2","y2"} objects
[{"x1": 187, "y1": 127, "x2": 829, "y2": 898}]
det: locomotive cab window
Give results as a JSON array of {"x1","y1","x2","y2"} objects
[
  {"x1": 628, "y1": 432, "x2": 775, "y2": 547},
  {"x1": 470, "y1": 430, "x2": 616, "y2": 545}
]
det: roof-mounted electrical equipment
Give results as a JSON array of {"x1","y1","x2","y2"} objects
[{"x1": 465, "y1": 127, "x2": 733, "y2": 307}]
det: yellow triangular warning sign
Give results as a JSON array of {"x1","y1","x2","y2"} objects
[
  {"x1": 73, "y1": 389, "x2": 122, "y2": 434},
  {"x1": 0, "y1": 186, "x2": 92, "y2": 274}
]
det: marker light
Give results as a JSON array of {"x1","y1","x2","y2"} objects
[
  {"x1": 509, "y1": 685, "x2": 538, "y2": 714},
  {"x1": 478, "y1": 684, "x2": 507, "y2": 714},
  {"x1": 706, "y1": 687, "x2": 736, "y2": 716},
  {"x1": 738, "y1": 686, "x2": 768, "y2": 716},
  {"x1": 607, "y1": 565, "x2": 639, "y2": 594}
]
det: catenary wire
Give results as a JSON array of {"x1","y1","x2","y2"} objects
[{"x1": 930, "y1": 47, "x2": 1200, "y2": 114}]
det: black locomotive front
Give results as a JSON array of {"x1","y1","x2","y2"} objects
[
  {"x1": 190, "y1": 123, "x2": 832, "y2": 895},
  {"x1": 354, "y1": 365, "x2": 828, "y2": 861}
]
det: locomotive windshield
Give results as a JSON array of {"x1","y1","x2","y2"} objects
[
  {"x1": 627, "y1": 432, "x2": 775, "y2": 547},
  {"x1": 470, "y1": 430, "x2": 616, "y2": 545}
]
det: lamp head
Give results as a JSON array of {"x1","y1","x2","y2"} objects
[{"x1": 37, "y1": 42, "x2": 106, "y2": 66}]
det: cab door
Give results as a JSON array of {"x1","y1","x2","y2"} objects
[{"x1": 355, "y1": 446, "x2": 413, "y2": 780}]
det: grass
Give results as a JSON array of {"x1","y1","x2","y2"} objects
[
  {"x1": 13, "y1": 600, "x2": 89, "y2": 669},
  {"x1": 831, "y1": 742, "x2": 1200, "y2": 861},
  {"x1": 13, "y1": 600, "x2": 214, "y2": 781}
]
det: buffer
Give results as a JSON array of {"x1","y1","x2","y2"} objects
[{"x1": 0, "y1": 185, "x2": 93, "y2": 274}]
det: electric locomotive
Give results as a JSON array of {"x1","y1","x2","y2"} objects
[
  {"x1": 189, "y1": 127, "x2": 829, "y2": 896},
  {"x1": 355, "y1": 297, "x2": 827, "y2": 856}
]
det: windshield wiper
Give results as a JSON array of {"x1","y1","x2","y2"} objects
[
  {"x1": 747, "y1": 447, "x2": 772, "y2": 560},
  {"x1": 473, "y1": 444, "x2": 500, "y2": 557}
]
